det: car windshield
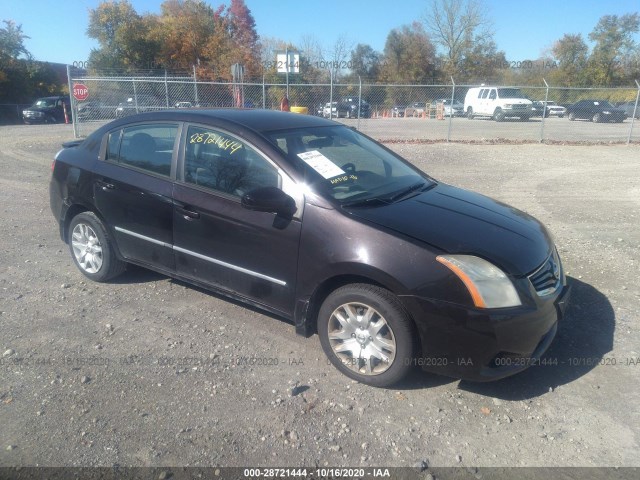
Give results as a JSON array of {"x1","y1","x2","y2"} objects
[
  {"x1": 593, "y1": 101, "x2": 615, "y2": 108},
  {"x1": 497, "y1": 88, "x2": 524, "y2": 99},
  {"x1": 34, "y1": 98, "x2": 57, "y2": 107},
  {"x1": 266, "y1": 125, "x2": 433, "y2": 205}
]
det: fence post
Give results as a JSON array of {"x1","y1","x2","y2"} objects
[
  {"x1": 357, "y1": 76, "x2": 362, "y2": 130},
  {"x1": 539, "y1": 79, "x2": 550, "y2": 143},
  {"x1": 132, "y1": 78, "x2": 139, "y2": 113},
  {"x1": 627, "y1": 80, "x2": 640, "y2": 145},
  {"x1": 67, "y1": 64, "x2": 79, "y2": 138},
  {"x1": 262, "y1": 74, "x2": 266, "y2": 109},
  {"x1": 447, "y1": 76, "x2": 456, "y2": 142},
  {"x1": 164, "y1": 70, "x2": 169, "y2": 108},
  {"x1": 192, "y1": 65, "x2": 199, "y2": 106},
  {"x1": 329, "y1": 70, "x2": 333, "y2": 119}
]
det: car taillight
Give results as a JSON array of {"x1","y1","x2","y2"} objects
[{"x1": 51, "y1": 159, "x2": 56, "y2": 172}]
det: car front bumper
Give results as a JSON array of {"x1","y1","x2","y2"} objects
[{"x1": 402, "y1": 283, "x2": 571, "y2": 381}]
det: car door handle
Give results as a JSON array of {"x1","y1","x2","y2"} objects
[
  {"x1": 176, "y1": 205, "x2": 200, "y2": 220},
  {"x1": 96, "y1": 180, "x2": 115, "y2": 191}
]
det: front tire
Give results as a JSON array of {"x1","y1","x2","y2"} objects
[
  {"x1": 318, "y1": 284, "x2": 416, "y2": 387},
  {"x1": 494, "y1": 110, "x2": 506, "y2": 122},
  {"x1": 68, "y1": 212, "x2": 126, "y2": 282},
  {"x1": 592, "y1": 113, "x2": 601, "y2": 123},
  {"x1": 568, "y1": 112, "x2": 576, "y2": 121}
]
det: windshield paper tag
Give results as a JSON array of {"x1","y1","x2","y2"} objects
[{"x1": 297, "y1": 151, "x2": 345, "y2": 179}]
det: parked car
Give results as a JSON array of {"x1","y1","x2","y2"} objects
[
  {"x1": 391, "y1": 105, "x2": 407, "y2": 117},
  {"x1": 50, "y1": 109, "x2": 570, "y2": 387},
  {"x1": 322, "y1": 102, "x2": 339, "y2": 118},
  {"x1": 77, "y1": 101, "x2": 116, "y2": 121},
  {"x1": 464, "y1": 86, "x2": 533, "y2": 121},
  {"x1": 411, "y1": 102, "x2": 427, "y2": 116},
  {"x1": 618, "y1": 101, "x2": 640, "y2": 120},
  {"x1": 531, "y1": 101, "x2": 545, "y2": 118},
  {"x1": 566, "y1": 100, "x2": 626, "y2": 123},
  {"x1": 542, "y1": 101, "x2": 566, "y2": 118},
  {"x1": 339, "y1": 97, "x2": 371, "y2": 118},
  {"x1": 435, "y1": 98, "x2": 464, "y2": 117},
  {"x1": 115, "y1": 95, "x2": 165, "y2": 118},
  {"x1": 22, "y1": 95, "x2": 70, "y2": 124}
]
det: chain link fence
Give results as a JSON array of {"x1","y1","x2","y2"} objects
[{"x1": 68, "y1": 70, "x2": 640, "y2": 144}]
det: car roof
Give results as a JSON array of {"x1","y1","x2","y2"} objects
[{"x1": 95, "y1": 109, "x2": 337, "y2": 136}]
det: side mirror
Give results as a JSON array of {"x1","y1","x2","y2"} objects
[{"x1": 241, "y1": 186, "x2": 297, "y2": 217}]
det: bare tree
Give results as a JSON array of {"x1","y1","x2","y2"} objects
[
  {"x1": 323, "y1": 34, "x2": 353, "y2": 80},
  {"x1": 424, "y1": 0, "x2": 491, "y2": 76}
]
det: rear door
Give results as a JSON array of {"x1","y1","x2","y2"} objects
[
  {"x1": 93, "y1": 122, "x2": 180, "y2": 272},
  {"x1": 172, "y1": 124, "x2": 303, "y2": 315}
]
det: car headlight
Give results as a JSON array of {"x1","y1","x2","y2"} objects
[{"x1": 436, "y1": 255, "x2": 522, "y2": 308}]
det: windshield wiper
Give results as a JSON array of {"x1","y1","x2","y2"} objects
[
  {"x1": 385, "y1": 181, "x2": 428, "y2": 203},
  {"x1": 341, "y1": 196, "x2": 391, "y2": 208}
]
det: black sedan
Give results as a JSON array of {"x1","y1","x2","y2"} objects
[
  {"x1": 50, "y1": 110, "x2": 570, "y2": 387},
  {"x1": 566, "y1": 100, "x2": 627, "y2": 123}
]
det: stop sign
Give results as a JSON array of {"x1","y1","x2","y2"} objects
[{"x1": 72, "y1": 83, "x2": 89, "y2": 101}]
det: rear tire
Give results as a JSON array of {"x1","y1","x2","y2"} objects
[
  {"x1": 467, "y1": 108, "x2": 474, "y2": 119},
  {"x1": 318, "y1": 284, "x2": 416, "y2": 387},
  {"x1": 68, "y1": 212, "x2": 126, "y2": 282}
]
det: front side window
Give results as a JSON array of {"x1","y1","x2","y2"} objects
[
  {"x1": 106, "y1": 124, "x2": 177, "y2": 176},
  {"x1": 184, "y1": 125, "x2": 279, "y2": 197}
]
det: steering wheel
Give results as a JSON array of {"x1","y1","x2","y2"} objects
[{"x1": 341, "y1": 163, "x2": 356, "y2": 174}]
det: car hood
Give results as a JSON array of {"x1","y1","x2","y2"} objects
[
  {"x1": 25, "y1": 105, "x2": 57, "y2": 112},
  {"x1": 345, "y1": 183, "x2": 552, "y2": 276}
]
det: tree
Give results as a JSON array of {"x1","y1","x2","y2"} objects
[
  {"x1": 0, "y1": 20, "x2": 30, "y2": 61},
  {"x1": 380, "y1": 23, "x2": 436, "y2": 84},
  {"x1": 86, "y1": 0, "x2": 142, "y2": 70},
  {"x1": 549, "y1": 34, "x2": 589, "y2": 86},
  {"x1": 348, "y1": 44, "x2": 382, "y2": 81},
  {"x1": 587, "y1": 13, "x2": 640, "y2": 85},
  {"x1": 227, "y1": 0, "x2": 261, "y2": 77},
  {"x1": 323, "y1": 34, "x2": 353, "y2": 81},
  {"x1": 156, "y1": 0, "x2": 218, "y2": 69},
  {"x1": 424, "y1": 0, "x2": 490, "y2": 78}
]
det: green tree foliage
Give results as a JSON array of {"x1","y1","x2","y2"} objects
[
  {"x1": 549, "y1": 34, "x2": 590, "y2": 86},
  {"x1": 348, "y1": 44, "x2": 383, "y2": 81},
  {"x1": 587, "y1": 13, "x2": 640, "y2": 86},
  {"x1": 86, "y1": 0, "x2": 261, "y2": 78},
  {"x1": 380, "y1": 23, "x2": 436, "y2": 84},
  {"x1": 0, "y1": 20, "x2": 62, "y2": 104}
]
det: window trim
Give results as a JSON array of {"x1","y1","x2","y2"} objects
[{"x1": 99, "y1": 121, "x2": 183, "y2": 180}]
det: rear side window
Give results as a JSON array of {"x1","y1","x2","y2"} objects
[{"x1": 106, "y1": 124, "x2": 178, "y2": 177}]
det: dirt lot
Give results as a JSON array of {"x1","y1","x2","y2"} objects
[{"x1": 0, "y1": 123, "x2": 639, "y2": 474}]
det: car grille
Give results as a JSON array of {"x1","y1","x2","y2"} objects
[
  {"x1": 512, "y1": 105, "x2": 529, "y2": 111},
  {"x1": 528, "y1": 250, "x2": 562, "y2": 296}
]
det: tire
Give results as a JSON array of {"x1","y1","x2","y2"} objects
[
  {"x1": 592, "y1": 113, "x2": 601, "y2": 123},
  {"x1": 68, "y1": 212, "x2": 126, "y2": 282},
  {"x1": 559, "y1": 114, "x2": 564, "y2": 118},
  {"x1": 467, "y1": 108, "x2": 474, "y2": 119},
  {"x1": 568, "y1": 112, "x2": 576, "y2": 121},
  {"x1": 494, "y1": 110, "x2": 505, "y2": 122},
  {"x1": 317, "y1": 283, "x2": 416, "y2": 387}
]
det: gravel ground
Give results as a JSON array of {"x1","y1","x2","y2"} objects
[{"x1": 0, "y1": 123, "x2": 639, "y2": 472}]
